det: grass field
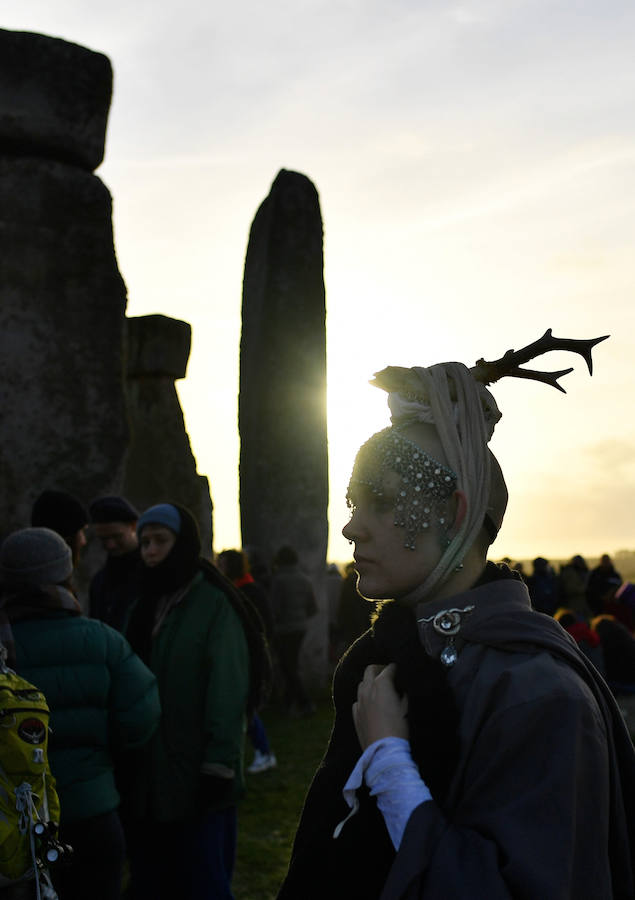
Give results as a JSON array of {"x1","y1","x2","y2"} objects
[{"x1": 233, "y1": 695, "x2": 335, "y2": 899}]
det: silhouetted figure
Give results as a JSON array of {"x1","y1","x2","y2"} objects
[
  {"x1": 526, "y1": 557, "x2": 558, "y2": 615},
  {"x1": 270, "y1": 546, "x2": 317, "y2": 716},
  {"x1": 587, "y1": 554, "x2": 622, "y2": 616},
  {"x1": 605, "y1": 581, "x2": 635, "y2": 632},
  {"x1": 558, "y1": 554, "x2": 590, "y2": 618}
]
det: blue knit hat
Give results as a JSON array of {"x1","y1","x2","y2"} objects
[{"x1": 137, "y1": 504, "x2": 181, "y2": 537}]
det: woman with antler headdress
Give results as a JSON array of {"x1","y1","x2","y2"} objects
[{"x1": 277, "y1": 332, "x2": 635, "y2": 900}]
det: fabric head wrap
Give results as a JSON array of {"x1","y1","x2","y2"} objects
[
  {"x1": 349, "y1": 361, "x2": 502, "y2": 604},
  {"x1": 392, "y1": 363, "x2": 500, "y2": 602}
]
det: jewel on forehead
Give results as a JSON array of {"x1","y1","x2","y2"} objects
[{"x1": 346, "y1": 427, "x2": 458, "y2": 550}]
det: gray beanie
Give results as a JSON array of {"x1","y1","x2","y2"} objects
[{"x1": 0, "y1": 527, "x2": 73, "y2": 587}]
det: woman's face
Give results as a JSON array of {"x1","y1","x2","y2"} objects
[
  {"x1": 139, "y1": 525, "x2": 177, "y2": 568},
  {"x1": 342, "y1": 470, "x2": 445, "y2": 601}
]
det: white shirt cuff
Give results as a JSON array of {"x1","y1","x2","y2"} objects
[{"x1": 334, "y1": 737, "x2": 432, "y2": 849}]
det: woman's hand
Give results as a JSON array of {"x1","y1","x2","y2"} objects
[{"x1": 352, "y1": 663, "x2": 409, "y2": 750}]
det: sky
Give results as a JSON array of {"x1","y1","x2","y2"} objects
[{"x1": 5, "y1": 1, "x2": 635, "y2": 565}]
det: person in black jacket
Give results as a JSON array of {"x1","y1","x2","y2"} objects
[
  {"x1": 270, "y1": 546, "x2": 317, "y2": 717},
  {"x1": 89, "y1": 495, "x2": 142, "y2": 632}
]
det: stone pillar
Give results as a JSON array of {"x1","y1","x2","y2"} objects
[
  {"x1": 0, "y1": 29, "x2": 128, "y2": 537},
  {"x1": 124, "y1": 314, "x2": 213, "y2": 555},
  {"x1": 240, "y1": 169, "x2": 328, "y2": 685}
]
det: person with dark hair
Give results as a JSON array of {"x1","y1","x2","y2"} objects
[
  {"x1": 31, "y1": 488, "x2": 89, "y2": 567},
  {"x1": 526, "y1": 555, "x2": 558, "y2": 614},
  {"x1": 277, "y1": 333, "x2": 635, "y2": 900},
  {"x1": 89, "y1": 495, "x2": 142, "y2": 632},
  {"x1": 126, "y1": 504, "x2": 249, "y2": 900},
  {"x1": 217, "y1": 549, "x2": 277, "y2": 774},
  {"x1": 243, "y1": 544, "x2": 273, "y2": 594},
  {"x1": 216, "y1": 548, "x2": 273, "y2": 638},
  {"x1": 0, "y1": 526, "x2": 160, "y2": 900},
  {"x1": 270, "y1": 545, "x2": 317, "y2": 717},
  {"x1": 587, "y1": 553, "x2": 623, "y2": 616},
  {"x1": 558, "y1": 553, "x2": 590, "y2": 617}
]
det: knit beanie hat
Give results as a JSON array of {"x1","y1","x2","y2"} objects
[
  {"x1": 90, "y1": 496, "x2": 139, "y2": 524},
  {"x1": 31, "y1": 490, "x2": 88, "y2": 538},
  {"x1": 137, "y1": 504, "x2": 182, "y2": 537},
  {"x1": 0, "y1": 527, "x2": 73, "y2": 587}
]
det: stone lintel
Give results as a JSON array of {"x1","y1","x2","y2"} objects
[
  {"x1": 0, "y1": 28, "x2": 112, "y2": 172},
  {"x1": 126, "y1": 314, "x2": 192, "y2": 380}
]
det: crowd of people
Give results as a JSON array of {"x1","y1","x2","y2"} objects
[
  {"x1": 503, "y1": 553, "x2": 635, "y2": 705},
  {"x1": 0, "y1": 489, "x2": 318, "y2": 899},
  {"x1": 3, "y1": 333, "x2": 635, "y2": 899}
]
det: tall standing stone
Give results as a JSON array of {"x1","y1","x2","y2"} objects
[
  {"x1": 0, "y1": 29, "x2": 214, "y2": 598},
  {"x1": 240, "y1": 169, "x2": 328, "y2": 681},
  {"x1": 0, "y1": 30, "x2": 127, "y2": 536},
  {"x1": 124, "y1": 315, "x2": 213, "y2": 555}
]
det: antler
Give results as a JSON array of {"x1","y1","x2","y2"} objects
[{"x1": 470, "y1": 329, "x2": 609, "y2": 393}]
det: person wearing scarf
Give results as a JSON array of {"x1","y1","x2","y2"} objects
[
  {"x1": 217, "y1": 549, "x2": 277, "y2": 774},
  {"x1": 0, "y1": 526, "x2": 160, "y2": 900},
  {"x1": 126, "y1": 504, "x2": 249, "y2": 900},
  {"x1": 277, "y1": 358, "x2": 635, "y2": 900}
]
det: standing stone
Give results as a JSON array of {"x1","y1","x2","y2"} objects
[
  {"x1": 0, "y1": 29, "x2": 127, "y2": 539},
  {"x1": 240, "y1": 169, "x2": 328, "y2": 683},
  {"x1": 124, "y1": 315, "x2": 213, "y2": 555},
  {"x1": 0, "y1": 30, "x2": 213, "y2": 600}
]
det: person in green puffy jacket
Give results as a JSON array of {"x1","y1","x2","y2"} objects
[
  {"x1": 125, "y1": 504, "x2": 249, "y2": 900},
  {"x1": 0, "y1": 526, "x2": 160, "y2": 900}
]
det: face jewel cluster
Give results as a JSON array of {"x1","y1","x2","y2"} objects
[{"x1": 346, "y1": 427, "x2": 458, "y2": 550}]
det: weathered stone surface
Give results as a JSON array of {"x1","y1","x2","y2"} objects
[
  {"x1": 240, "y1": 169, "x2": 328, "y2": 682},
  {"x1": 0, "y1": 156, "x2": 129, "y2": 538},
  {"x1": 127, "y1": 314, "x2": 191, "y2": 379},
  {"x1": 0, "y1": 33, "x2": 213, "y2": 602},
  {"x1": 124, "y1": 315, "x2": 213, "y2": 555},
  {"x1": 0, "y1": 29, "x2": 112, "y2": 172}
]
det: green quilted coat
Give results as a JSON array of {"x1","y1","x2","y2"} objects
[{"x1": 12, "y1": 611, "x2": 160, "y2": 824}]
